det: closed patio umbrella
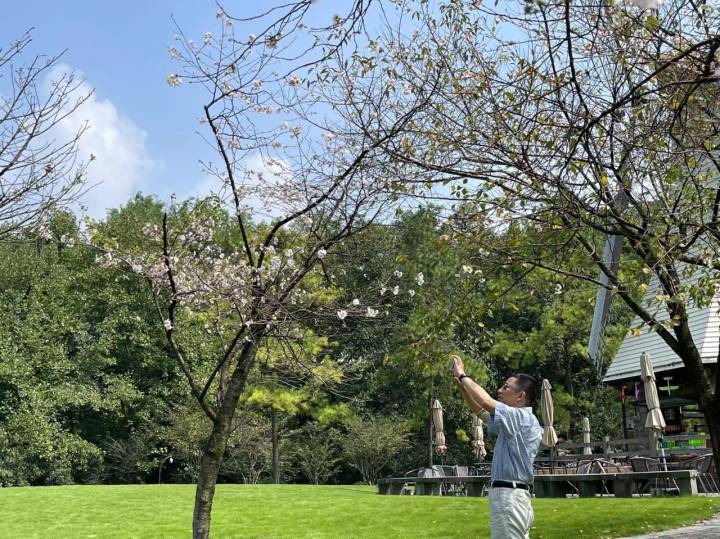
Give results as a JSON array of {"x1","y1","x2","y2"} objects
[
  {"x1": 582, "y1": 417, "x2": 592, "y2": 455},
  {"x1": 540, "y1": 379, "x2": 558, "y2": 447},
  {"x1": 431, "y1": 399, "x2": 447, "y2": 456},
  {"x1": 641, "y1": 352, "x2": 667, "y2": 469},
  {"x1": 641, "y1": 352, "x2": 666, "y2": 431},
  {"x1": 471, "y1": 414, "x2": 487, "y2": 460}
]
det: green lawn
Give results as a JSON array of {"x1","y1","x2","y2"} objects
[{"x1": 0, "y1": 484, "x2": 718, "y2": 538}]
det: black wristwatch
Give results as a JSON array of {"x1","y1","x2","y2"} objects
[{"x1": 458, "y1": 374, "x2": 471, "y2": 383}]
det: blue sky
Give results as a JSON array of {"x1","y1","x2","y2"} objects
[{"x1": 2, "y1": 1, "x2": 348, "y2": 218}]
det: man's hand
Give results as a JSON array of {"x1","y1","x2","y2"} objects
[{"x1": 451, "y1": 355, "x2": 465, "y2": 379}]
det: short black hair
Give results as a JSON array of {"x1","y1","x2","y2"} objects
[{"x1": 512, "y1": 373, "x2": 537, "y2": 406}]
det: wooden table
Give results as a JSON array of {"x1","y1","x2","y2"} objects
[
  {"x1": 377, "y1": 470, "x2": 699, "y2": 498},
  {"x1": 532, "y1": 470, "x2": 698, "y2": 498}
]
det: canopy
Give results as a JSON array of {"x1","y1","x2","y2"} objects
[
  {"x1": 582, "y1": 416, "x2": 592, "y2": 455},
  {"x1": 540, "y1": 379, "x2": 558, "y2": 447},
  {"x1": 471, "y1": 414, "x2": 487, "y2": 460},
  {"x1": 641, "y1": 352, "x2": 666, "y2": 431},
  {"x1": 431, "y1": 398, "x2": 447, "y2": 456}
]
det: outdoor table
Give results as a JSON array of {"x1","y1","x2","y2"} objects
[
  {"x1": 532, "y1": 470, "x2": 698, "y2": 498},
  {"x1": 377, "y1": 475, "x2": 491, "y2": 496}
]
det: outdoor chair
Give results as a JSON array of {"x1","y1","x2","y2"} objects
[
  {"x1": 683, "y1": 455, "x2": 719, "y2": 494},
  {"x1": 405, "y1": 466, "x2": 445, "y2": 478},
  {"x1": 629, "y1": 456, "x2": 678, "y2": 496},
  {"x1": 453, "y1": 465, "x2": 469, "y2": 477}
]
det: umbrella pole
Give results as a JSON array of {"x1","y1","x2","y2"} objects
[
  {"x1": 621, "y1": 399, "x2": 629, "y2": 450},
  {"x1": 657, "y1": 432, "x2": 668, "y2": 472},
  {"x1": 428, "y1": 394, "x2": 434, "y2": 470}
]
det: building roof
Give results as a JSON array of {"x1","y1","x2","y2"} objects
[{"x1": 603, "y1": 288, "x2": 719, "y2": 382}]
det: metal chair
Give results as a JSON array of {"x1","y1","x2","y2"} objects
[
  {"x1": 683, "y1": 455, "x2": 719, "y2": 494},
  {"x1": 629, "y1": 456, "x2": 678, "y2": 496}
]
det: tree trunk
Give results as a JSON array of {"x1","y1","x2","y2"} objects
[
  {"x1": 193, "y1": 414, "x2": 233, "y2": 539},
  {"x1": 192, "y1": 340, "x2": 259, "y2": 539},
  {"x1": 698, "y1": 394, "x2": 720, "y2": 472},
  {"x1": 271, "y1": 407, "x2": 280, "y2": 484}
]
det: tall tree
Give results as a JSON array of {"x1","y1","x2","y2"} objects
[
  {"x1": 0, "y1": 31, "x2": 90, "y2": 240},
  {"x1": 340, "y1": 0, "x2": 720, "y2": 467},
  {"x1": 98, "y1": 2, "x2": 431, "y2": 535}
]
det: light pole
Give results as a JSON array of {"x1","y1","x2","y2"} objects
[{"x1": 158, "y1": 455, "x2": 173, "y2": 484}]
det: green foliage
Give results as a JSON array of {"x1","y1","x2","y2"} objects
[
  {"x1": 341, "y1": 415, "x2": 410, "y2": 485},
  {"x1": 293, "y1": 423, "x2": 341, "y2": 485}
]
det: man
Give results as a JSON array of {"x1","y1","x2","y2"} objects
[{"x1": 451, "y1": 355, "x2": 543, "y2": 539}]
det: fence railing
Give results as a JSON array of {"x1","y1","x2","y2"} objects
[{"x1": 534, "y1": 434, "x2": 712, "y2": 464}]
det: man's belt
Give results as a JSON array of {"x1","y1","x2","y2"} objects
[{"x1": 491, "y1": 480, "x2": 532, "y2": 491}]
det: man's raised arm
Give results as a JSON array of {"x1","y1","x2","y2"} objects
[{"x1": 451, "y1": 355, "x2": 497, "y2": 414}]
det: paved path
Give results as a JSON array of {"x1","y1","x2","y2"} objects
[{"x1": 618, "y1": 512, "x2": 720, "y2": 538}]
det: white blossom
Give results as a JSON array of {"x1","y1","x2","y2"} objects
[
  {"x1": 416, "y1": 272, "x2": 424, "y2": 286},
  {"x1": 337, "y1": 310, "x2": 348, "y2": 320},
  {"x1": 131, "y1": 264, "x2": 142, "y2": 274},
  {"x1": 392, "y1": 286, "x2": 399, "y2": 295},
  {"x1": 36, "y1": 226, "x2": 53, "y2": 240},
  {"x1": 352, "y1": 298, "x2": 360, "y2": 306},
  {"x1": 380, "y1": 287, "x2": 387, "y2": 295},
  {"x1": 163, "y1": 319, "x2": 173, "y2": 331},
  {"x1": 203, "y1": 32, "x2": 212, "y2": 45},
  {"x1": 287, "y1": 76, "x2": 302, "y2": 87},
  {"x1": 462, "y1": 265, "x2": 473, "y2": 274},
  {"x1": 554, "y1": 283, "x2": 563, "y2": 295},
  {"x1": 317, "y1": 248, "x2": 327, "y2": 259},
  {"x1": 266, "y1": 33, "x2": 280, "y2": 49},
  {"x1": 409, "y1": 289, "x2": 415, "y2": 297},
  {"x1": 166, "y1": 74, "x2": 182, "y2": 87},
  {"x1": 394, "y1": 270, "x2": 403, "y2": 278},
  {"x1": 366, "y1": 307, "x2": 379, "y2": 318}
]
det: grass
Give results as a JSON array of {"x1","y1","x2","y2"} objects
[{"x1": 0, "y1": 484, "x2": 718, "y2": 538}]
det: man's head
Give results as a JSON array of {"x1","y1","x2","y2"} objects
[{"x1": 496, "y1": 373, "x2": 537, "y2": 408}]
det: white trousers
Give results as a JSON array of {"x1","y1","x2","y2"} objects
[{"x1": 488, "y1": 487, "x2": 534, "y2": 539}]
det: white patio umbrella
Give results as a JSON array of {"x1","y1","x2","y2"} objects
[
  {"x1": 540, "y1": 379, "x2": 558, "y2": 447},
  {"x1": 431, "y1": 399, "x2": 447, "y2": 456},
  {"x1": 641, "y1": 352, "x2": 667, "y2": 468},
  {"x1": 641, "y1": 353, "x2": 666, "y2": 431},
  {"x1": 471, "y1": 414, "x2": 487, "y2": 460},
  {"x1": 582, "y1": 416, "x2": 592, "y2": 455}
]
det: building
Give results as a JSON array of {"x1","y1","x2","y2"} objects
[{"x1": 603, "y1": 288, "x2": 718, "y2": 437}]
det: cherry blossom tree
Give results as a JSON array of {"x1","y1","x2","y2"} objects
[{"x1": 96, "y1": 2, "x2": 436, "y2": 536}]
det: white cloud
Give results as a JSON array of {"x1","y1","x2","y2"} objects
[{"x1": 49, "y1": 65, "x2": 155, "y2": 218}]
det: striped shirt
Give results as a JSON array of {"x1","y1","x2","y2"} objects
[{"x1": 486, "y1": 402, "x2": 543, "y2": 484}]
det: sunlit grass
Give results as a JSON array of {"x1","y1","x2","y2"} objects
[{"x1": 0, "y1": 484, "x2": 718, "y2": 538}]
